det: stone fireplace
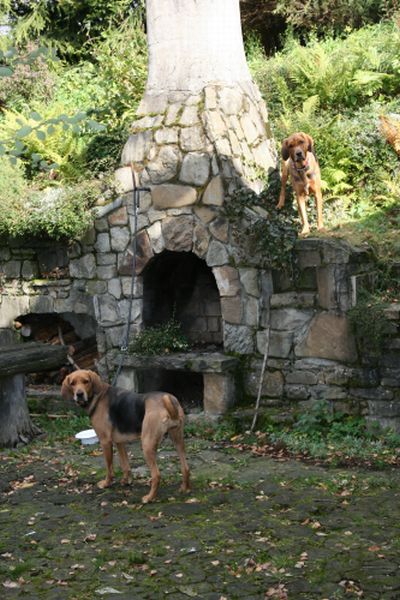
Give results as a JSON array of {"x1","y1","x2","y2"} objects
[{"x1": 142, "y1": 250, "x2": 222, "y2": 348}]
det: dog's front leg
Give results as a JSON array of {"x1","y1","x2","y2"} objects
[
  {"x1": 277, "y1": 160, "x2": 288, "y2": 209},
  {"x1": 98, "y1": 441, "x2": 114, "y2": 488},
  {"x1": 296, "y1": 193, "x2": 310, "y2": 235}
]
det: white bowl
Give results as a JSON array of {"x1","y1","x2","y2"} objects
[{"x1": 75, "y1": 429, "x2": 99, "y2": 445}]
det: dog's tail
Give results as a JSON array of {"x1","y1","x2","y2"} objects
[{"x1": 162, "y1": 394, "x2": 180, "y2": 421}]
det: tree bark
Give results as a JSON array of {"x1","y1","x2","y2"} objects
[
  {"x1": 146, "y1": 0, "x2": 251, "y2": 92},
  {"x1": 0, "y1": 342, "x2": 68, "y2": 377},
  {"x1": 0, "y1": 335, "x2": 68, "y2": 447},
  {"x1": 0, "y1": 374, "x2": 40, "y2": 447}
]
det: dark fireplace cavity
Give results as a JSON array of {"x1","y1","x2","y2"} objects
[{"x1": 142, "y1": 251, "x2": 222, "y2": 349}]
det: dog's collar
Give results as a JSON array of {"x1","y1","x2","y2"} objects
[{"x1": 87, "y1": 394, "x2": 101, "y2": 418}]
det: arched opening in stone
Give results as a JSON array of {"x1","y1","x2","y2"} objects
[
  {"x1": 142, "y1": 250, "x2": 223, "y2": 350},
  {"x1": 14, "y1": 312, "x2": 98, "y2": 384},
  {"x1": 137, "y1": 369, "x2": 203, "y2": 412}
]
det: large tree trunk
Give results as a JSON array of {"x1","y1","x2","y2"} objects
[
  {"x1": 145, "y1": 0, "x2": 252, "y2": 92},
  {"x1": 122, "y1": 0, "x2": 276, "y2": 189},
  {"x1": 0, "y1": 374, "x2": 39, "y2": 447},
  {"x1": 0, "y1": 332, "x2": 67, "y2": 447}
]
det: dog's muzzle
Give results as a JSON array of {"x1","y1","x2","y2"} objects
[{"x1": 74, "y1": 390, "x2": 89, "y2": 407}]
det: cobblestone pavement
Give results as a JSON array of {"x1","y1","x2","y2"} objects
[{"x1": 1, "y1": 436, "x2": 400, "y2": 599}]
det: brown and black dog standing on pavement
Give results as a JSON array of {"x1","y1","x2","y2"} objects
[
  {"x1": 61, "y1": 369, "x2": 190, "y2": 503},
  {"x1": 277, "y1": 132, "x2": 324, "y2": 235}
]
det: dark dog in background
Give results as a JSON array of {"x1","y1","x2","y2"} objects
[
  {"x1": 61, "y1": 369, "x2": 190, "y2": 503},
  {"x1": 277, "y1": 132, "x2": 324, "y2": 234}
]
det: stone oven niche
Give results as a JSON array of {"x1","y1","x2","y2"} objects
[
  {"x1": 138, "y1": 369, "x2": 203, "y2": 412},
  {"x1": 142, "y1": 250, "x2": 223, "y2": 349},
  {"x1": 14, "y1": 312, "x2": 98, "y2": 384}
]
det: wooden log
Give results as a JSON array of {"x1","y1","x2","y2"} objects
[{"x1": 0, "y1": 342, "x2": 68, "y2": 377}]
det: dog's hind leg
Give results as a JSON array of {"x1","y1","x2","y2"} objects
[
  {"x1": 141, "y1": 413, "x2": 164, "y2": 503},
  {"x1": 169, "y1": 426, "x2": 190, "y2": 494},
  {"x1": 315, "y1": 187, "x2": 324, "y2": 230},
  {"x1": 116, "y1": 443, "x2": 132, "y2": 485}
]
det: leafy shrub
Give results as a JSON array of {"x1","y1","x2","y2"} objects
[
  {"x1": 0, "y1": 179, "x2": 99, "y2": 240},
  {"x1": 275, "y1": 0, "x2": 398, "y2": 35},
  {"x1": 254, "y1": 21, "x2": 400, "y2": 115},
  {"x1": 129, "y1": 318, "x2": 191, "y2": 356},
  {"x1": 348, "y1": 290, "x2": 392, "y2": 358}
]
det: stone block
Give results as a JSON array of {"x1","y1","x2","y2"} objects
[
  {"x1": 147, "y1": 221, "x2": 164, "y2": 254},
  {"x1": 284, "y1": 384, "x2": 310, "y2": 400},
  {"x1": 179, "y1": 105, "x2": 199, "y2": 126},
  {"x1": 295, "y1": 313, "x2": 358, "y2": 363},
  {"x1": 21, "y1": 260, "x2": 39, "y2": 280},
  {"x1": 224, "y1": 324, "x2": 254, "y2": 354},
  {"x1": 147, "y1": 146, "x2": 181, "y2": 184},
  {"x1": 239, "y1": 268, "x2": 259, "y2": 297},
  {"x1": 286, "y1": 370, "x2": 318, "y2": 385},
  {"x1": 202, "y1": 175, "x2": 225, "y2": 206},
  {"x1": 96, "y1": 253, "x2": 116, "y2": 267},
  {"x1": 110, "y1": 227, "x2": 130, "y2": 252},
  {"x1": 69, "y1": 254, "x2": 96, "y2": 279},
  {"x1": 267, "y1": 330, "x2": 293, "y2": 358},
  {"x1": 180, "y1": 125, "x2": 206, "y2": 151},
  {"x1": 246, "y1": 367, "x2": 284, "y2": 398},
  {"x1": 203, "y1": 373, "x2": 235, "y2": 414},
  {"x1": 108, "y1": 278, "x2": 122, "y2": 299},
  {"x1": 368, "y1": 399, "x2": 400, "y2": 417},
  {"x1": 114, "y1": 167, "x2": 134, "y2": 194},
  {"x1": 135, "y1": 230, "x2": 154, "y2": 274},
  {"x1": 193, "y1": 223, "x2": 210, "y2": 258},
  {"x1": 97, "y1": 265, "x2": 117, "y2": 280},
  {"x1": 221, "y1": 296, "x2": 242, "y2": 324},
  {"x1": 270, "y1": 308, "x2": 314, "y2": 331},
  {"x1": 206, "y1": 241, "x2": 228, "y2": 267},
  {"x1": 3, "y1": 260, "x2": 21, "y2": 278},
  {"x1": 154, "y1": 127, "x2": 179, "y2": 144},
  {"x1": 244, "y1": 297, "x2": 259, "y2": 326},
  {"x1": 210, "y1": 217, "x2": 229, "y2": 244},
  {"x1": 108, "y1": 206, "x2": 128, "y2": 226},
  {"x1": 162, "y1": 215, "x2": 194, "y2": 252},
  {"x1": 213, "y1": 265, "x2": 240, "y2": 297},
  {"x1": 95, "y1": 233, "x2": 111, "y2": 253},
  {"x1": 152, "y1": 184, "x2": 197, "y2": 209},
  {"x1": 194, "y1": 206, "x2": 217, "y2": 224},
  {"x1": 179, "y1": 153, "x2": 210, "y2": 186}
]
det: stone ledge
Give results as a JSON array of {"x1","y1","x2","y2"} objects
[{"x1": 114, "y1": 351, "x2": 239, "y2": 373}]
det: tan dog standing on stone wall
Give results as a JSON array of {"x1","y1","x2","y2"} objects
[
  {"x1": 277, "y1": 132, "x2": 324, "y2": 235},
  {"x1": 61, "y1": 369, "x2": 190, "y2": 503}
]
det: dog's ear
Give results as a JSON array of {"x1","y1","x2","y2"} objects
[
  {"x1": 281, "y1": 138, "x2": 290, "y2": 160},
  {"x1": 61, "y1": 374, "x2": 72, "y2": 400},
  {"x1": 304, "y1": 133, "x2": 315, "y2": 155},
  {"x1": 88, "y1": 370, "x2": 103, "y2": 395}
]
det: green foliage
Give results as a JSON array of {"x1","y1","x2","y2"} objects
[
  {"x1": 2, "y1": 0, "x2": 142, "y2": 62},
  {"x1": 248, "y1": 19, "x2": 400, "y2": 261},
  {"x1": 348, "y1": 290, "x2": 392, "y2": 358},
  {"x1": 128, "y1": 318, "x2": 191, "y2": 356},
  {"x1": 0, "y1": 177, "x2": 99, "y2": 240},
  {"x1": 293, "y1": 401, "x2": 365, "y2": 439},
  {"x1": 275, "y1": 0, "x2": 398, "y2": 35},
  {"x1": 223, "y1": 173, "x2": 298, "y2": 270},
  {"x1": 255, "y1": 21, "x2": 400, "y2": 115}
]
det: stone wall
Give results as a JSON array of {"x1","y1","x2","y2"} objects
[
  {"x1": 247, "y1": 238, "x2": 400, "y2": 432},
  {"x1": 0, "y1": 226, "x2": 399, "y2": 428}
]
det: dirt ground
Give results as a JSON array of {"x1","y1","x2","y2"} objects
[{"x1": 1, "y1": 432, "x2": 400, "y2": 599}]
